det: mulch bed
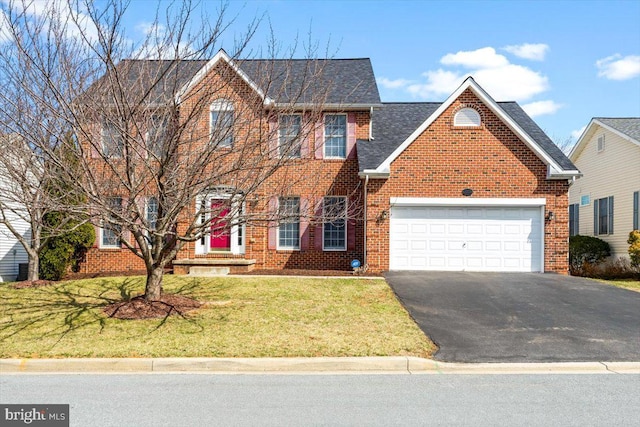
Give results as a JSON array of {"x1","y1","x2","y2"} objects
[
  {"x1": 103, "y1": 294, "x2": 202, "y2": 320},
  {"x1": 12, "y1": 280, "x2": 55, "y2": 289}
]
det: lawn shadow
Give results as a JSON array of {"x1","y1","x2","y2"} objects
[{"x1": 0, "y1": 276, "x2": 208, "y2": 350}]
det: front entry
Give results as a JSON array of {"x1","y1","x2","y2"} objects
[{"x1": 210, "y1": 200, "x2": 231, "y2": 251}]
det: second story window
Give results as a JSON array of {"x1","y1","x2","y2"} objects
[
  {"x1": 146, "y1": 115, "x2": 168, "y2": 158},
  {"x1": 101, "y1": 120, "x2": 124, "y2": 158},
  {"x1": 278, "y1": 114, "x2": 301, "y2": 158},
  {"x1": 324, "y1": 114, "x2": 347, "y2": 158},
  {"x1": 210, "y1": 100, "x2": 234, "y2": 147}
]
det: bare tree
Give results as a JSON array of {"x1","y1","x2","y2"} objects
[{"x1": 1, "y1": 0, "x2": 348, "y2": 298}]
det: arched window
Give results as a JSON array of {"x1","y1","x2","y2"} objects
[
  {"x1": 210, "y1": 99, "x2": 234, "y2": 147},
  {"x1": 454, "y1": 107, "x2": 481, "y2": 127}
]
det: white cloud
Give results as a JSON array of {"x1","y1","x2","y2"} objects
[
  {"x1": 571, "y1": 126, "x2": 587, "y2": 140},
  {"x1": 521, "y1": 100, "x2": 563, "y2": 117},
  {"x1": 407, "y1": 69, "x2": 462, "y2": 98},
  {"x1": 596, "y1": 54, "x2": 640, "y2": 80},
  {"x1": 503, "y1": 43, "x2": 549, "y2": 61},
  {"x1": 0, "y1": 9, "x2": 11, "y2": 43},
  {"x1": 403, "y1": 48, "x2": 549, "y2": 102},
  {"x1": 377, "y1": 77, "x2": 413, "y2": 90},
  {"x1": 441, "y1": 47, "x2": 509, "y2": 69}
]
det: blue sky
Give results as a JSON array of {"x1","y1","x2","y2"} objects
[
  {"x1": 5, "y1": 0, "x2": 639, "y2": 149},
  {"x1": 201, "y1": 0, "x2": 640, "y2": 149},
  {"x1": 206, "y1": 0, "x2": 640, "y2": 149}
]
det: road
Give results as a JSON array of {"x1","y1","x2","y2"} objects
[{"x1": 1, "y1": 373, "x2": 639, "y2": 426}]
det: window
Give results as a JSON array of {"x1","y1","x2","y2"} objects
[
  {"x1": 146, "y1": 197, "x2": 158, "y2": 246},
  {"x1": 324, "y1": 114, "x2": 347, "y2": 158},
  {"x1": 580, "y1": 194, "x2": 590, "y2": 207},
  {"x1": 101, "y1": 197, "x2": 122, "y2": 248},
  {"x1": 101, "y1": 120, "x2": 123, "y2": 157},
  {"x1": 278, "y1": 114, "x2": 301, "y2": 158},
  {"x1": 454, "y1": 108, "x2": 481, "y2": 127},
  {"x1": 210, "y1": 100, "x2": 234, "y2": 147},
  {"x1": 569, "y1": 203, "x2": 579, "y2": 236},
  {"x1": 597, "y1": 135, "x2": 605, "y2": 152},
  {"x1": 323, "y1": 196, "x2": 347, "y2": 250},
  {"x1": 633, "y1": 191, "x2": 639, "y2": 230},
  {"x1": 278, "y1": 197, "x2": 300, "y2": 250},
  {"x1": 593, "y1": 196, "x2": 614, "y2": 235},
  {"x1": 146, "y1": 115, "x2": 167, "y2": 158}
]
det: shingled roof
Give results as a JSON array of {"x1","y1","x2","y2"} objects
[
  {"x1": 357, "y1": 102, "x2": 578, "y2": 173},
  {"x1": 86, "y1": 53, "x2": 381, "y2": 107},
  {"x1": 594, "y1": 118, "x2": 640, "y2": 142}
]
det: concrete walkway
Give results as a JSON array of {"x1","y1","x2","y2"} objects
[{"x1": 1, "y1": 357, "x2": 638, "y2": 374}]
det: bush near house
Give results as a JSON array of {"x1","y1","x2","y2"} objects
[
  {"x1": 39, "y1": 217, "x2": 95, "y2": 281},
  {"x1": 629, "y1": 230, "x2": 640, "y2": 268},
  {"x1": 569, "y1": 235, "x2": 611, "y2": 275}
]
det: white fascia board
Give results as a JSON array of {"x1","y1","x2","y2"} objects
[
  {"x1": 568, "y1": 119, "x2": 597, "y2": 161},
  {"x1": 390, "y1": 197, "x2": 547, "y2": 207},
  {"x1": 547, "y1": 164, "x2": 582, "y2": 180},
  {"x1": 593, "y1": 119, "x2": 640, "y2": 147},
  {"x1": 375, "y1": 76, "x2": 568, "y2": 175},
  {"x1": 267, "y1": 103, "x2": 383, "y2": 111},
  {"x1": 358, "y1": 169, "x2": 390, "y2": 179},
  {"x1": 176, "y1": 49, "x2": 271, "y2": 104}
]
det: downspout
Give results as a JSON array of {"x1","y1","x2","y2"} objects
[{"x1": 363, "y1": 174, "x2": 369, "y2": 267}]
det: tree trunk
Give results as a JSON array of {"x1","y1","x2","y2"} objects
[
  {"x1": 144, "y1": 265, "x2": 164, "y2": 301},
  {"x1": 27, "y1": 252, "x2": 39, "y2": 282}
]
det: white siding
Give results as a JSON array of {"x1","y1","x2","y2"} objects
[
  {"x1": 569, "y1": 127, "x2": 640, "y2": 257},
  {"x1": 0, "y1": 209, "x2": 30, "y2": 282}
]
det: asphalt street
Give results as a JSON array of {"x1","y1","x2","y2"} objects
[
  {"x1": 1, "y1": 373, "x2": 639, "y2": 426},
  {"x1": 385, "y1": 271, "x2": 640, "y2": 362}
]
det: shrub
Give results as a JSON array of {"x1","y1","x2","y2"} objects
[
  {"x1": 40, "y1": 222, "x2": 95, "y2": 281},
  {"x1": 581, "y1": 257, "x2": 640, "y2": 280},
  {"x1": 569, "y1": 235, "x2": 611, "y2": 272},
  {"x1": 629, "y1": 230, "x2": 640, "y2": 268}
]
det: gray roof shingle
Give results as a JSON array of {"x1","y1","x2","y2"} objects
[
  {"x1": 87, "y1": 57, "x2": 381, "y2": 106},
  {"x1": 357, "y1": 102, "x2": 577, "y2": 172},
  {"x1": 595, "y1": 118, "x2": 640, "y2": 142}
]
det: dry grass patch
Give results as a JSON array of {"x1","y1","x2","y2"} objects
[
  {"x1": 594, "y1": 279, "x2": 640, "y2": 293},
  {"x1": 0, "y1": 275, "x2": 434, "y2": 358}
]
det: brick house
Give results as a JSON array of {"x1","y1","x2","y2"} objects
[{"x1": 80, "y1": 50, "x2": 579, "y2": 275}]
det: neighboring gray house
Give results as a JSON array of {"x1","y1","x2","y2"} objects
[
  {"x1": 0, "y1": 134, "x2": 31, "y2": 282},
  {"x1": 568, "y1": 118, "x2": 640, "y2": 258}
]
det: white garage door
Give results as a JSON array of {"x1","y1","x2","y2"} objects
[{"x1": 389, "y1": 205, "x2": 543, "y2": 272}]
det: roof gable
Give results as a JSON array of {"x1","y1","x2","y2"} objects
[
  {"x1": 569, "y1": 117, "x2": 640, "y2": 161},
  {"x1": 367, "y1": 77, "x2": 578, "y2": 179},
  {"x1": 177, "y1": 50, "x2": 381, "y2": 108},
  {"x1": 177, "y1": 50, "x2": 269, "y2": 104}
]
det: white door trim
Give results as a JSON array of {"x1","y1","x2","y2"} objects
[{"x1": 391, "y1": 197, "x2": 547, "y2": 207}]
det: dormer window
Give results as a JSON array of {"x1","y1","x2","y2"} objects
[{"x1": 454, "y1": 108, "x2": 481, "y2": 127}]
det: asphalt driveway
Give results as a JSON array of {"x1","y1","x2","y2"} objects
[{"x1": 385, "y1": 271, "x2": 640, "y2": 363}]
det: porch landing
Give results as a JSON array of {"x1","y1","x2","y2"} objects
[{"x1": 173, "y1": 259, "x2": 256, "y2": 276}]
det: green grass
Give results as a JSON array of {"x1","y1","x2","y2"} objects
[
  {"x1": 594, "y1": 279, "x2": 640, "y2": 292},
  {"x1": 0, "y1": 275, "x2": 434, "y2": 358}
]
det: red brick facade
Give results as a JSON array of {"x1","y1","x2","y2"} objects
[{"x1": 79, "y1": 62, "x2": 571, "y2": 276}]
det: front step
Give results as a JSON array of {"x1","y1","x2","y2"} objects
[{"x1": 172, "y1": 258, "x2": 256, "y2": 275}]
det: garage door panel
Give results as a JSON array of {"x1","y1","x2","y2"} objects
[{"x1": 390, "y1": 205, "x2": 543, "y2": 272}]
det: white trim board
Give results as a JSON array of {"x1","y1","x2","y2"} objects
[{"x1": 390, "y1": 197, "x2": 547, "y2": 207}]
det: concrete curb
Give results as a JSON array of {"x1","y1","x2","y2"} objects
[{"x1": 1, "y1": 357, "x2": 639, "y2": 374}]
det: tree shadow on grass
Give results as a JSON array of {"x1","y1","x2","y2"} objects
[{"x1": 0, "y1": 277, "x2": 210, "y2": 353}]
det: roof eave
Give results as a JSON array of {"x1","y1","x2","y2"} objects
[
  {"x1": 266, "y1": 102, "x2": 383, "y2": 110},
  {"x1": 359, "y1": 169, "x2": 390, "y2": 179}
]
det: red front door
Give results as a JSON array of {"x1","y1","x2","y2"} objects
[{"x1": 210, "y1": 200, "x2": 231, "y2": 250}]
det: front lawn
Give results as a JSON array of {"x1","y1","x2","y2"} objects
[
  {"x1": 0, "y1": 275, "x2": 434, "y2": 358},
  {"x1": 595, "y1": 279, "x2": 640, "y2": 293}
]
